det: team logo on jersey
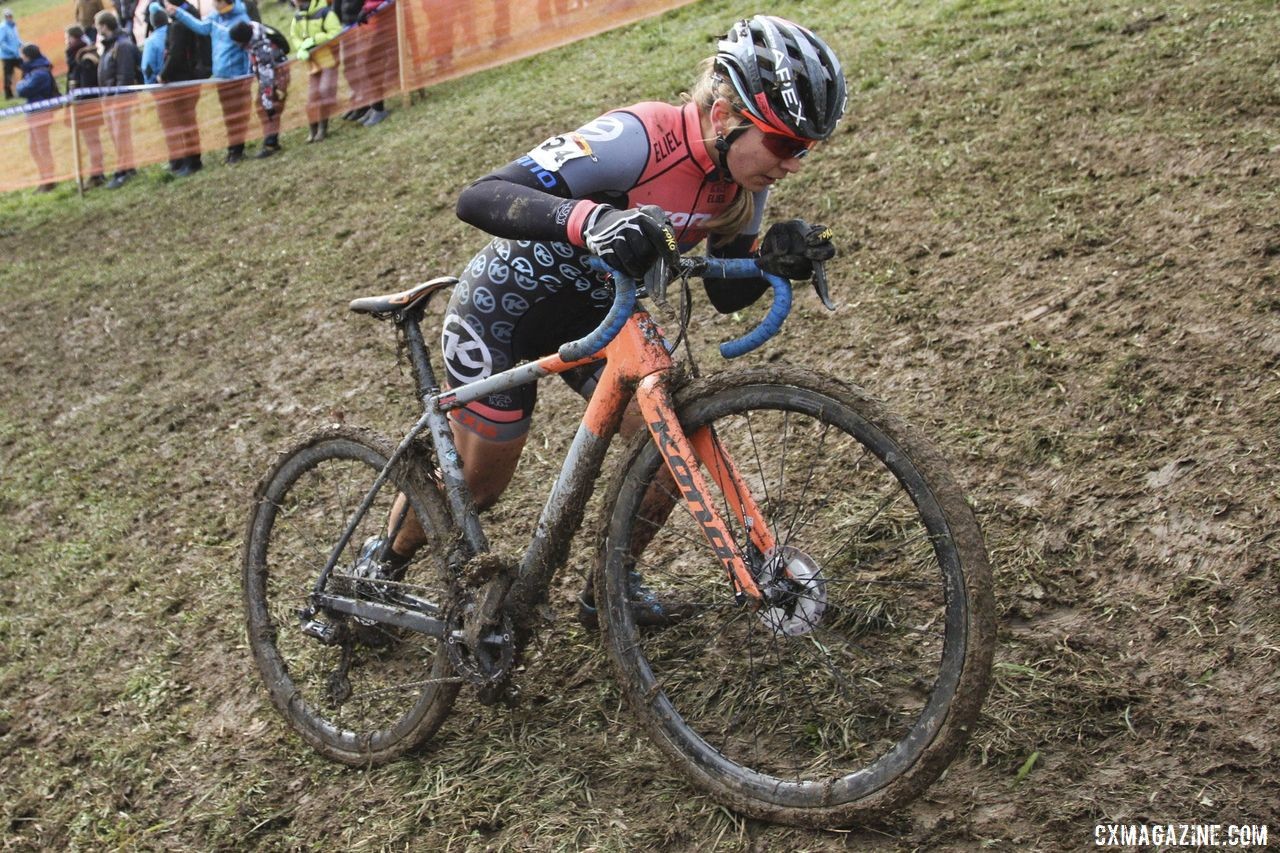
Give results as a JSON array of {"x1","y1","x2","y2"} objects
[
  {"x1": 442, "y1": 315, "x2": 493, "y2": 383},
  {"x1": 533, "y1": 244, "x2": 555, "y2": 268},
  {"x1": 667, "y1": 212, "x2": 712, "y2": 229},
  {"x1": 468, "y1": 255, "x2": 487, "y2": 278},
  {"x1": 472, "y1": 286, "x2": 496, "y2": 313},
  {"x1": 551, "y1": 241, "x2": 576, "y2": 259},
  {"x1": 494, "y1": 240, "x2": 511, "y2": 261},
  {"x1": 454, "y1": 281, "x2": 471, "y2": 306},
  {"x1": 491, "y1": 320, "x2": 514, "y2": 344},
  {"x1": 577, "y1": 116, "x2": 625, "y2": 142}
]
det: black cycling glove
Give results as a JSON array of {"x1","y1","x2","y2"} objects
[
  {"x1": 582, "y1": 204, "x2": 679, "y2": 281},
  {"x1": 757, "y1": 219, "x2": 836, "y2": 281}
]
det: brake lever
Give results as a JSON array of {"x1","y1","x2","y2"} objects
[{"x1": 811, "y1": 260, "x2": 836, "y2": 311}]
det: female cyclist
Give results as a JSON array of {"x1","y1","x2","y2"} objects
[{"x1": 375, "y1": 15, "x2": 848, "y2": 620}]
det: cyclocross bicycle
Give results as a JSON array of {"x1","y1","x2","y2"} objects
[{"x1": 242, "y1": 252, "x2": 995, "y2": 827}]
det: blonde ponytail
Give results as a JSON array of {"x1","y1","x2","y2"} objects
[{"x1": 684, "y1": 58, "x2": 755, "y2": 243}]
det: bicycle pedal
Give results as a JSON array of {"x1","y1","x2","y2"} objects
[
  {"x1": 300, "y1": 618, "x2": 341, "y2": 645},
  {"x1": 476, "y1": 678, "x2": 520, "y2": 709}
]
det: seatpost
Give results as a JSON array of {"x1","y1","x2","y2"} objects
[{"x1": 399, "y1": 309, "x2": 440, "y2": 401}]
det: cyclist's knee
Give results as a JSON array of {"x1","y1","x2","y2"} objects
[{"x1": 452, "y1": 421, "x2": 527, "y2": 512}]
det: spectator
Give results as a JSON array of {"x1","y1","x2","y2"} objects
[
  {"x1": 62, "y1": 23, "x2": 89, "y2": 88},
  {"x1": 75, "y1": 0, "x2": 104, "y2": 41},
  {"x1": 141, "y1": 6, "x2": 166, "y2": 82},
  {"x1": 349, "y1": 0, "x2": 391, "y2": 127},
  {"x1": 95, "y1": 10, "x2": 139, "y2": 188},
  {"x1": 114, "y1": 0, "x2": 137, "y2": 41},
  {"x1": 228, "y1": 20, "x2": 289, "y2": 158},
  {"x1": 333, "y1": 0, "x2": 364, "y2": 121},
  {"x1": 64, "y1": 24, "x2": 107, "y2": 188},
  {"x1": 15, "y1": 43, "x2": 57, "y2": 192},
  {"x1": 290, "y1": 0, "x2": 339, "y2": 142},
  {"x1": 157, "y1": 0, "x2": 210, "y2": 176},
  {"x1": 166, "y1": 0, "x2": 252, "y2": 164},
  {"x1": 1, "y1": 9, "x2": 19, "y2": 100}
]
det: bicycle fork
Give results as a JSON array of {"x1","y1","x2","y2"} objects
[{"x1": 634, "y1": 376, "x2": 777, "y2": 607}]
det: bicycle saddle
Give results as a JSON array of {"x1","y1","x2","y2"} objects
[{"x1": 349, "y1": 276, "x2": 460, "y2": 317}]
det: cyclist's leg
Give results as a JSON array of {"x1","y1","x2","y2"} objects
[{"x1": 387, "y1": 420, "x2": 526, "y2": 556}]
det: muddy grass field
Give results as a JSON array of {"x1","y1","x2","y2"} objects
[{"x1": 1, "y1": 1, "x2": 1277, "y2": 849}]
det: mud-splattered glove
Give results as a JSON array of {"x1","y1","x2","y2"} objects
[
  {"x1": 757, "y1": 219, "x2": 836, "y2": 281},
  {"x1": 581, "y1": 204, "x2": 679, "y2": 282}
]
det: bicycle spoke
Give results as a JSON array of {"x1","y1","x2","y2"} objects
[
  {"x1": 244, "y1": 429, "x2": 460, "y2": 765},
  {"x1": 598, "y1": 372, "x2": 993, "y2": 821}
]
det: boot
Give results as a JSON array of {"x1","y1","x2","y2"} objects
[
  {"x1": 306, "y1": 122, "x2": 318, "y2": 143},
  {"x1": 255, "y1": 134, "x2": 281, "y2": 158}
]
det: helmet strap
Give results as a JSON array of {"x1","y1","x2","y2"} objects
[{"x1": 711, "y1": 124, "x2": 751, "y2": 186}]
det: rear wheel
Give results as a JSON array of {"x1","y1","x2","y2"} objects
[
  {"x1": 596, "y1": 366, "x2": 994, "y2": 826},
  {"x1": 243, "y1": 425, "x2": 461, "y2": 765}
]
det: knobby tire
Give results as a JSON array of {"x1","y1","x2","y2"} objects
[{"x1": 595, "y1": 366, "x2": 995, "y2": 827}]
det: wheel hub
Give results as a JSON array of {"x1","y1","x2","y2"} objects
[{"x1": 757, "y1": 546, "x2": 827, "y2": 637}]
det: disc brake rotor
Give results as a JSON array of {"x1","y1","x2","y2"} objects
[{"x1": 758, "y1": 545, "x2": 827, "y2": 637}]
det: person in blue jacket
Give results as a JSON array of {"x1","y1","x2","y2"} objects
[
  {"x1": 165, "y1": 0, "x2": 253, "y2": 163},
  {"x1": 1, "y1": 8, "x2": 21, "y2": 100},
  {"x1": 15, "y1": 43, "x2": 58, "y2": 191},
  {"x1": 140, "y1": 6, "x2": 167, "y2": 83}
]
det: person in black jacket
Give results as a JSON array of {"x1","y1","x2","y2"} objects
[
  {"x1": 229, "y1": 20, "x2": 289, "y2": 157},
  {"x1": 64, "y1": 25, "x2": 107, "y2": 188},
  {"x1": 95, "y1": 10, "x2": 139, "y2": 188},
  {"x1": 155, "y1": 0, "x2": 209, "y2": 176}
]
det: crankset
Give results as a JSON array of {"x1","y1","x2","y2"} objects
[
  {"x1": 443, "y1": 595, "x2": 516, "y2": 685},
  {"x1": 443, "y1": 552, "x2": 521, "y2": 687}
]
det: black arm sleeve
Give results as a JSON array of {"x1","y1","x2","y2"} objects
[
  {"x1": 455, "y1": 161, "x2": 583, "y2": 244},
  {"x1": 703, "y1": 232, "x2": 770, "y2": 314}
]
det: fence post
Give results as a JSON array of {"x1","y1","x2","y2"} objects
[
  {"x1": 69, "y1": 98, "x2": 84, "y2": 198},
  {"x1": 396, "y1": 0, "x2": 410, "y2": 109}
]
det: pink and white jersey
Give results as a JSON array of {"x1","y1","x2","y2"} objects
[{"x1": 534, "y1": 101, "x2": 769, "y2": 250}]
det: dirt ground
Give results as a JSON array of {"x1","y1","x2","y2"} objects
[{"x1": 1, "y1": 1, "x2": 1277, "y2": 850}]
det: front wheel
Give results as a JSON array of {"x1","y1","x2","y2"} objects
[
  {"x1": 595, "y1": 366, "x2": 995, "y2": 826},
  {"x1": 242, "y1": 425, "x2": 461, "y2": 765}
]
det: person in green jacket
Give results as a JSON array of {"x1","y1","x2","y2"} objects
[{"x1": 290, "y1": 0, "x2": 340, "y2": 142}]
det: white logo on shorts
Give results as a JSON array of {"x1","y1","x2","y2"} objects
[
  {"x1": 472, "y1": 286, "x2": 496, "y2": 313},
  {"x1": 502, "y1": 293, "x2": 530, "y2": 314},
  {"x1": 442, "y1": 315, "x2": 493, "y2": 383},
  {"x1": 487, "y1": 258, "x2": 510, "y2": 285}
]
